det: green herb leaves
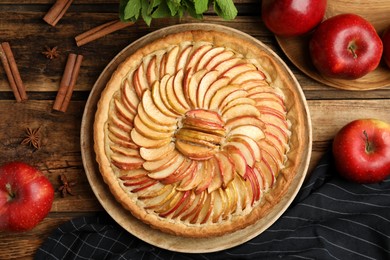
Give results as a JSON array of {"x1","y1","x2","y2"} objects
[{"x1": 119, "y1": 0, "x2": 237, "y2": 26}]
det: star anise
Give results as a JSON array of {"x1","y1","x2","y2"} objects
[
  {"x1": 21, "y1": 127, "x2": 42, "y2": 150},
  {"x1": 42, "y1": 46, "x2": 60, "y2": 59},
  {"x1": 58, "y1": 174, "x2": 77, "y2": 197}
]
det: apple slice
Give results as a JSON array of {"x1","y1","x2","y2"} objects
[
  {"x1": 173, "y1": 69, "x2": 191, "y2": 110},
  {"x1": 158, "y1": 74, "x2": 182, "y2": 116},
  {"x1": 137, "y1": 104, "x2": 177, "y2": 133},
  {"x1": 183, "y1": 116, "x2": 224, "y2": 132},
  {"x1": 229, "y1": 70, "x2": 266, "y2": 85},
  {"x1": 207, "y1": 157, "x2": 223, "y2": 193},
  {"x1": 133, "y1": 63, "x2": 149, "y2": 98},
  {"x1": 208, "y1": 85, "x2": 241, "y2": 111},
  {"x1": 172, "y1": 190, "x2": 196, "y2": 219},
  {"x1": 255, "y1": 159, "x2": 275, "y2": 190},
  {"x1": 220, "y1": 188, "x2": 231, "y2": 220},
  {"x1": 109, "y1": 113, "x2": 132, "y2": 132},
  {"x1": 234, "y1": 175, "x2": 250, "y2": 210},
  {"x1": 222, "y1": 103, "x2": 260, "y2": 121},
  {"x1": 217, "y1": 89, "x2": 248, "y2": 112},
  {"x1": 185, "y1": 44, "x2": 213, "y2": 72},
  {"x1": 228, "y1": 135, "x2": 261, "y2": 163},
  {"x1": 111, "y1": 144, "x2": 140, "y2": 158},
  {"x1": 223, "y1": 145, "x2": 247, "y2": 177},
  {"x1": 130, "y1": 128, "x2": 171, "y2": 148},
  {"x1": 176, "y1": 45, "x2": 193, "y2": 71},
  {"x1": 165, "y1": 74, "x2": 188, "y2": 115},
  {"x1": 220, "y1": 63, "x2": 257, "y2": 80},
  {"x1": 185, "y1": 109, "x2": 224, "y2": 125},
  {"x1": 260, "y1": 148, "x2": 280, "y2": 179},
  {"x1": 151, "y1": 79, "x2": 178, "y2": 118},
  {"x1": 200, "y1": 192, "x2": 214, "y2": 224},
  {"x1": 139, "y1": 142, "x2": 175, "y2": 161},
  {"x1": 194, "y1": 159, "x2": 214, "y2": 194},
  {"x1": 164, "y1": 45, "x2": 179, "y2": 75},
  {"x1": 111, "y1": 154, "x2": 144, "y2": 170},
  {"x1": 142, "y1": 89, "x2": 178, "y2": 126},
  {"x1": 142, "y1": 150, "x2": 179, "y2": 172},
  {"x1": 221, "y1": 97, "x2": 256, "y2": 115},
  {"x1": 108, "y1": 132, "x2": 138, "y2": 149},
  {"x1": 211, "y1": 189, "x2": 224, "y2": 222},
  {"x1": 121, "y1": 79, "x2": 139, "y2": 113},
  {"x1": 225, "y1": 115, "x2": 265, "y2": 130},
  {"x1": 108, "y1": 122, "x2": 131, "y2": 142},
  {"x1": 195, "y1": 46, "x2": 225, "y2": 71},
  {"x1": 146, "y1": 55, "x2": 158, "y2": 87},
  {"x1": 176, "y1": 161, "x2": 203, "y2": 191},
  {"x1": 203, "y1": 76, "x2": 230, "y2": 109},
  {"x1": 186, "y1": 192, "x2": 208, "y2": 223},
  {"x1": 205, "y1": 50, "x2": 235, "y2": 71},
  {"x1": 175, "y1": 128, "x2": 223, "y2": 146},
  {"x1": 239, "y1": 79, "x2": 269, "y2": 92},
  {"x1": 144, "y1": 184, "x2": 176, "y2": 210},
  {"x1": 133, "y1": 115, "x2": 173, "y2": 140},
  {"x1": 159, "y1": 190, "x2": 191, "y2": 218},
  {"x1": 228, "y1": 125, "x2": 265, "y2": 141},
  {"x1": 211, "y1": 57, "x2": 243, "y2": 74},
  {"x1": 225, "y1": 141, "x2": 256, "y2": 168},
  {"x1": 114, "y1": 98, "x2": 135, "y2": 124},
  {"x1": 244, "y1": 166, "x2": 261, "y2": 206},
  {"x1": 225, "y1": 180, "x2": 238, "y2": 213},
  {"x1": 175, "y1": 140, "x2": 218, "y2": 160},
  {"x1": 148, "y1": 153, "x2": 186, "y2": 180},
  {"x1": 119, "y1": 169, "x2": 148, "y2": 180},
  {"x1": 186, "y1": 69, "x2": 208, "y2": 108},
  {"x1": 159, "y1": 53, "x2": 166, "y2": 79},
  {"x1": 197, "y1": 70, "x2": 219, "y2": 108},
  {"x1": 138, "y1": 183, "x2": 171, "y2": 200},
  {"x1": 214, "y1": 151, "x2": 235, "y2": 188},
  {"x1": 160, "y1": 159, "x2": 194, "y2": 184}
]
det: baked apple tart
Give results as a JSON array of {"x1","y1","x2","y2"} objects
[{"x1": 94, "y1": 29, "x2": 307, "y2": 238}]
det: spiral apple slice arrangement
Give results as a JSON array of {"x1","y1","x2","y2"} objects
[{"x1": 103, "y1": 41, "x2": 291, "y2": 226}]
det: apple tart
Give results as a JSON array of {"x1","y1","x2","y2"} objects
[{"x1": 94, "y1": 30, "x2": 305, "y2": 238}]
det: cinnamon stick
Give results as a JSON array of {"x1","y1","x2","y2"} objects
[
  {"x1": 0, "y1": 42, "x2": 27, "y2": 102},
  {"x1": 53, "y1": 53, "x2": 83, "y2": 112},
  {"x1": 43, "y1": 0, "x2": 73, "y2": 27},
  {"x1": 75, "y1": 19, "x2": 134, "y2": 47}
]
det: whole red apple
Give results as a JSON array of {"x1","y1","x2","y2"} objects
[
  {"x1": 262, "y1": 0, "x2": 327, "y2": 37},
  {"x1": 0, "y1": 162, "x2": 54, "y2": 232},
  {"x1": 332, "y1": 119, "x2": 390, "y2": 184},
  {"x1": 309, "y1": 14, "x2": 383, "y2": 79},
  {"x1": 382, "y1": 25, "x2": 390, "y2": 69}
]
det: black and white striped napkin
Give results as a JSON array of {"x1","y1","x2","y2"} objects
[{"x1": 35, "y1": 150, "x2": 390, "y2": 259}]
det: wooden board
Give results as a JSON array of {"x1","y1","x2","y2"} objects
[
  {"x1": 80, "y1": 23, "x2": 312, "y2": 253},
  {"x1": 276, "y1": 0, "x2": 390, "y2": 91}
]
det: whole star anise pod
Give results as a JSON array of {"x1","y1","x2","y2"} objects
[
  {"x1": 58, "y1": 174, "x2": 77, "y2": 197},
  {"x1": 42, "y1": 46, "x2": 60, "y2": 59},
  {"x1": 21, "y1": 127, "x2": 42, "y2": 150}
]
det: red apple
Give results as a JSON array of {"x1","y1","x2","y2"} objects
[
  {"x1": 309, "y1": 14, "x2": 383, "y2": 79},
  {"x1": 332, "y1": 119, "x2": 390, "y2": 184},
  {"x1": 382, "y1": 25, "x2": 390, "y2": 69},
  {"x1": 261, "y1": 0, "x2": 327, "y2": 37},
  {"x1": 0, "y1": 162, "x2": 54, "y2": 232}
]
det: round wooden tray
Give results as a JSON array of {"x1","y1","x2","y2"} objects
[
  {"x1": 276, "y1": 0, "x2": 390, "y2": 91},
  {"x1": 80, "y1": 23, "x2": 312, "y2": 253}
]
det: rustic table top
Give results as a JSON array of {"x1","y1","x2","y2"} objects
[{"x1": 0, "y1": 1, "x2": 389, "y2": 259}]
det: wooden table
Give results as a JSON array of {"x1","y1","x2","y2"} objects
[{"x1": 0, "y1": 1, "x2": 389, "y2": 259}]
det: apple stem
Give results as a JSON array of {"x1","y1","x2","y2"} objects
[
  {"x1": 363, "y1": 130, "x2": 373, "y2": 153},
  {"x1": 5, "y1": 183, "x2": 15, "y2": 201},
  {"x1": 348, "y1": 44, "x2": 358, "y2": 59}
]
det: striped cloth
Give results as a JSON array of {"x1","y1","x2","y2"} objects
[{"x1": 35, "y1": 151, "x2": 390, "y2": 259}]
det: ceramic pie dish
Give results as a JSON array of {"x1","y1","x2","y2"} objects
[{"x1": 81, "y1": 23, "x2": 312, "y2": 252}]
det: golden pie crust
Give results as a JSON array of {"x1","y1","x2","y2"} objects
[{"x1": 94, "y1": 30, "x2": 306, "y2": 238}]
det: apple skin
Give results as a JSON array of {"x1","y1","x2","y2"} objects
[
  {"x1": 382, "y1": 25, "x2": 390, "y2": 69},
  {"x1": 0, "y1": 162, "x2": 54, "y2": 232},
  {"x1": 261, "y1": 0, "x2": 327, "y2": 37},
  {"x1": 309, "y1": 14, "x2": 383, "y2": 79},
  {"x1": 332, "y1": 119, "x2": 390, "y2": 184}
]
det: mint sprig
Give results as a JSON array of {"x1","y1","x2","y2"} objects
[{"x1": 119, "y1": 0, "x2": 238, "y2": 26}]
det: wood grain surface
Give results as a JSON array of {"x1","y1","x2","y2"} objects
[{"x1": 0, "y1": 1, "x2": 389, "y2": 259}]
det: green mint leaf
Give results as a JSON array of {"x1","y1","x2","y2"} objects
[
  {"x1": 214, "y1": 0, "x2": 237, "y2": 20},
  {"x1": 141, "y1": 0, "x2": 153, "y2": 26},
  {"x1": 194, "y1": 0, "x2": 209, "y2": 14},
  {"x1": 167, "y1": 0, "x2": 180, "y2": 16},
  {"x1": 182, "y1": 0, "x2": 203, "y2": 19},
  {"x1": 124, "y1": 0, "x2": 142, "y2": 20},
  {"x1": 151, "y1": 1, "x2": 171, "y2": 18},
  {"x1": 147, "y1": 0, "x2": 162, "y2": 15}
]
